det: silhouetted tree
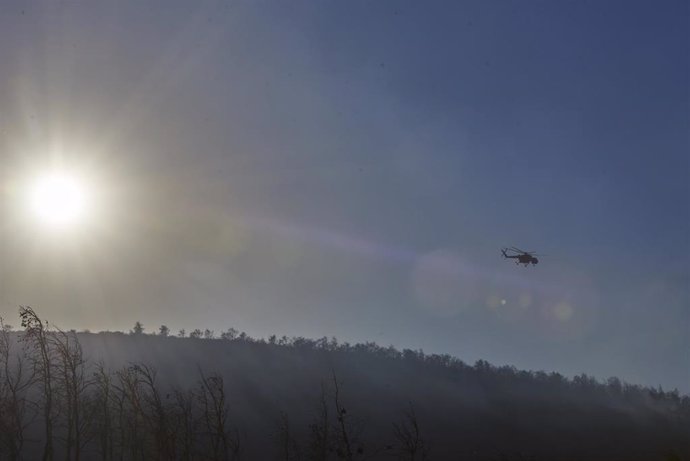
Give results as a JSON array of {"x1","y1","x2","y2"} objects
[
  {"x1": 221, "y1": 328, "x2": 238, "y2": 341},
  {"x1": 276, "y1": 411, "x2": 301, "y2": 461},
  {"x1": 331, "y1": 372, "x2": 364, "y2": 460},
  {"x1": 159, "y1": 325, "x2": 170, "y2": 337},
  {"x1": 134, "y1": 363, "x2": 175, "y2": 459},
  {"x1": 20, "y1": 306, "x2": 56, "y2": 461},
  {"x1": 190, "y1": 329, "x2": 203, "y2": 339},
  {"x1": 392, "y1": 403, "x2": 428, "y2": 461},
  {"x1": 0, "y1": 317, "x2": 35, "y2": 459},
  {"x1": 53, "y1": 328, "x2": 93, "y2": 460},
  {"x1": 131, "y1": 321, "x2": 145, "y2": 335},
  {"x1": 306, "y1": 383, "x2": 330, "y2": 461},
  {"x1": 92, "y1": 362, "x2": 114, "y2": 461},
  {"x1": 114, "y1": 365, "x2": 147, "y2": 459},
  {"x1": 172, "y1": 387, "x2": 196, "y2": 460},
  {"x1": 197, "y1": 370, "x2": 240, "y2": 460}
]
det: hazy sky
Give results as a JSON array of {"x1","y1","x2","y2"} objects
[{"x1": 0, "y1": 0, "x2": 688, "y2": 391}]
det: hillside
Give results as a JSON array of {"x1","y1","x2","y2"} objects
[{"x1": 1, "y1": 308, "x2": 688, "y2": 460}]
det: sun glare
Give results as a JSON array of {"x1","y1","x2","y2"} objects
[{"x1": 28, "y1": 172, "x2": 89, "y2": 230}]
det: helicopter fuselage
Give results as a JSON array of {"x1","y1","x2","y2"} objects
[{"x1": 502, "y1": 249, "x2": 539, "y2": 266}]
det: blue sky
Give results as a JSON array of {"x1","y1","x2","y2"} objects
[{"x1": 0, "y1": 0, "x2": 688, "y2": 391}]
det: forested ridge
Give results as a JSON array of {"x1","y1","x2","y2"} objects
[{"x1": 1, "y1": 307, "x2": 688, "y2": 460}]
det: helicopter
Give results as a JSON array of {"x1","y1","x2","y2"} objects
[{"x1": 501, "y1": 247, "x2": 541, "y2": 266}]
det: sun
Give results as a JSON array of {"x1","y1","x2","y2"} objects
[{"x1": 28, "y1": 171, "x2": 90, "y2": 230}]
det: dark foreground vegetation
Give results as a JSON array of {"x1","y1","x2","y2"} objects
[{"x1": 0, "y1": 307, "x2": 688, "y2": 460}]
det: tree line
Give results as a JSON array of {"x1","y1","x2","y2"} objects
[{"x1": 1, "y1": 307, "x2": 688, "y2": 460}]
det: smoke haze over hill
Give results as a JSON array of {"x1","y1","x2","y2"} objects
[{"x1": 1, "y1": 309, "x2": 688, "y2": 460}]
